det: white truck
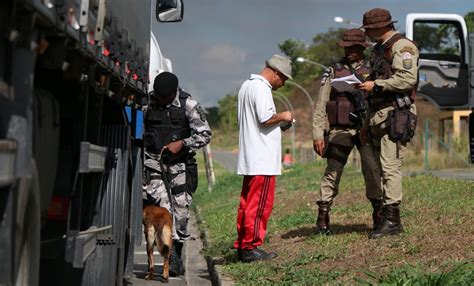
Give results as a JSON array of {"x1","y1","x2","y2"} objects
[{"x1": 405, "y1": 13, "x2": 474, "y2": 163}]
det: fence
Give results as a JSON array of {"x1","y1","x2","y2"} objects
[{"x1": 294, "y1": 118, "x2": 471, "y2": 171}]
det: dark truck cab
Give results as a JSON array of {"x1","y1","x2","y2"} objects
[
  {"x1": 406, "y1": 13, "x2": 474, "y2": 163},
  {"x1": 0, "y1": 0, "x2": 182, "y2": 285}
]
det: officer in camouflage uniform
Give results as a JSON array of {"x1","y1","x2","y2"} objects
[
  {"x1": 357, "y1": 8, "x2": 418, "y2": 239},
  {"x1": 313, "y1": 29, "x2": 382, "y2": 235},
  {"x1": 142, "y1": 72, "x2": 211, "y2": 276}
]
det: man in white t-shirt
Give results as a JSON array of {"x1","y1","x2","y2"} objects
[{"x1": 234, "y1": 54, "x2": 294, "y2": 263}]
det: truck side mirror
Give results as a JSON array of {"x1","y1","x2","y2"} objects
[{"x1": 156, "y1": 0, "x2": 183, "y2": 22}]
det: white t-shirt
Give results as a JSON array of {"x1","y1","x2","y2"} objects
[{"x1": 237, "y1": 74, "x2": 282, "y2": 175}]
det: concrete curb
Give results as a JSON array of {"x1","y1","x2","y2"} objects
[{"x1": 193, "y1": 206, "x2": 235, "y2": 286}]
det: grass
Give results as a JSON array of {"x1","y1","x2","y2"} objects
[{"x1": 193, "y1": 158, "x2": 474, "y2": 285}]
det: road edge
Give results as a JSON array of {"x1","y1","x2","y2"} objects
[{"x1": 192, "y1": 206, "x2": 235, "y2": 286}]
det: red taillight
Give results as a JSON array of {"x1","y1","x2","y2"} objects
[
  {"x1": 47, "y1": 196, "x2": 70, "y2": 221},
  {"x1": 102, "y1": 47, "x2": 110, "y2": 57}
]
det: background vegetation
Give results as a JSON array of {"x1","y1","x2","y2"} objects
[
  {"x1": 194, "y1": 159, "x2": 474, "y2": 285},
  {"x1": 205, "y1": 11, "x2": 474, "y2": 169}
]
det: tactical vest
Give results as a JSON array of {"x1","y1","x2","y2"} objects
[
  {"x1": 369, "y1": 33, "x2": 417, "y2": 107},
  {"x1": 143, "y1": 91, "x2": 191, "y2": 162},
  {"x1": 326, "y1": 61, "x2": 370, "y2": 126}
]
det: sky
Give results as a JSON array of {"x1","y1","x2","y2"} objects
[{"x1": 152, "y1": 0, "x2": 473, "y2": 107}]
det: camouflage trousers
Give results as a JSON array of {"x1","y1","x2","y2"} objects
[{"x1": 143, "y1": 169, "x2": 192, "y2": 242}]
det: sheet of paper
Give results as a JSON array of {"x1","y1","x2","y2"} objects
[
  {"x1": 329, "y1": 74, "x2": 362, "y2": 85},
  {"x1": 330, "y1": 81, "x2": 357, "y2": 92}
]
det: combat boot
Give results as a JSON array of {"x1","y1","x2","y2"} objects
[
  {"x1": 169, "y1": 241, "x2": 185, "y2": 276},
  {"x1": 316, "y1": 202, "x2": 332, "y2": 235},
  {"x1": 369, "y1": 203, "x2": 403, "y2": 239},
  {"x1": 370, "y1": 199, "x2": 383, "y2": 231}
]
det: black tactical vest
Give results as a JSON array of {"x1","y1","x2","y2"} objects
[
  {"x1": 144, "y1": 91, "x2": 191, "y2": 161},
  {"x1": 326, "y1": 60, "x2": 370, "y2": 126},
  {"x1": 369, "y1": 33, "x2": 417, "y2": 104}
]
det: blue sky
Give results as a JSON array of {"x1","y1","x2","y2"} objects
[{"x1": 152, "y1": 0, "x2": 473, "y2": 107}]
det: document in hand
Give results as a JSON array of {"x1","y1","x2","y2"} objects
[
  {"x1": 330, "y1": 74, "x2": 362, "y2": 84},
  {"x1": 330, "y1": 74, "x2": 361, "y2": 92}
]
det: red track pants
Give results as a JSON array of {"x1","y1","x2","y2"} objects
[{"x1": 233, "y1": 175, "x2": 275, "y2": 250}]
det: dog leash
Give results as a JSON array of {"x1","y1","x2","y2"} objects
[{"x1": 158, "y1": 146, "x2": 175, "y2": 215}]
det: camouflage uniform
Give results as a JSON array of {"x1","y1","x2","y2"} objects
[{"x1": 143, "y1": 92, "x2": 211, "y2": 242}]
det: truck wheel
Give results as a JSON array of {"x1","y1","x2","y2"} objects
[{"x1": 15, "y1": 162, "x2": 40, "y2": 286}]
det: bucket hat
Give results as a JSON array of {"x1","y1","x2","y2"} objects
[
  {"x1": 265, "y1": 54, "x2": 293, "y2": 80},
  {"x1": 361, "y1": 8, "x2": 397, "y2": 29},
  {"x1": 337, "y1": 29, "x2": 370, "y2": 47}
]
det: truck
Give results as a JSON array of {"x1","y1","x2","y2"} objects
[
  {"x1": 0, "y1": 0, "x2": 183, "y2": 285},
  {"x1": 405, "y1": 13, "x2": 474, "y2": 163}
]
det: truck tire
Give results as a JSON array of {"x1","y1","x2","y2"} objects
[{"x1": 14, "y1": 161, "x2": 40, "y2": 286}]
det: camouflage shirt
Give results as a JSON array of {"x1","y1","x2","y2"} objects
[{"x1": 143, "y1": 92, "x2": 212, "y2": 173}]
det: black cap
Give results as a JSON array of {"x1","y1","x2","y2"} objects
[{"x1": 153, "y1": 72, "x2": 178, "y2": 98}]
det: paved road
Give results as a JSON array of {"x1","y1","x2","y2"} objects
[
  {"x1": 211, "y1": 149, "x2": 474, "y2": 181},
  {"x1": 212, "y1": 150, "x2": 237, "y2": 173},
  {"x1": 405, "y1": 169, "x2": 474, "y2": 181},
  {"x1": 125, "y1": 210, "x2": 211, "y2": 285}
]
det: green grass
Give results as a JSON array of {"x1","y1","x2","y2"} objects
[
  {"x1": 356, "y1": 262, "x2": 474, "y2": 285},
  {"x1": 193, "y1": 159, "x2": 474, "y2": 285}
]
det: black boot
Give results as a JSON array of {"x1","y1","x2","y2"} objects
[
  {"x1": 169, "y1": 241, "x2": 185, "y2": 276},
  {"x1": 239, "y1": 248, "x2": 277, "y2": 263},
  {"x1": 316, "y1": 202, "x2": 332, "y2": 235},
  {"x1": 370, "y1": 199, "x2": 383, "y2": 231},
  {"x1": 369, "y1": 203, "x2": 403, "y2": 239}
]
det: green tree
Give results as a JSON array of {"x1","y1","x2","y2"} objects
[
  {"x1": 204, "y1": 106, "x2": 219, "y2": 128},
  {"x1": 217, "y1": 92, "x2": 238, "y2": 132},
  {"x1": 278, "y1": 39, "x2": 308, "y2": 79},
  {"x1": 279, "y1": 28, "x2": 345, "y2": 82},
  {"x1": 465, "y1": 11, "x2": 474, "y2": 33}
]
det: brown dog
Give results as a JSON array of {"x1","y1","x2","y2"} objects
[{"x1": 143, "y1": 205, "x2": 173, "y2": 282}]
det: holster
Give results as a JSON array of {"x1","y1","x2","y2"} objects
[
  {"x1": 185, "y1": 155, "x2": 198, "y2": 195},
  {"x1": 387, "y1": 108, "x2": 417, "y2": 143}
]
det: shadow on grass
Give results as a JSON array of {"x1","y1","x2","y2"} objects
[{"x1": 281, "y1": 223, "x2": 371, "y2": 239}]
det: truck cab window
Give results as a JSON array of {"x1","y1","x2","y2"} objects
[
  {"x1": 413, "y1": 20, "x2": 469, "y2": 108},
  {"x1": 414, "y1": 21, "x2": 463, "y2": 63},
  {"x1": 158, "y1": 0, "x2": 178, "y2": 14}
]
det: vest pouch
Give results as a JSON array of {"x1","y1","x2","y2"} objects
[
  {"x1": 388, "y1": 109, "x2": 417, "y2": 143},
  {"x1": 326, "y1": 101, "x2": 338, "y2": 126},
  {"x1": 169, "y1": 108, "x2": 187, "y2": 128},
  {"x1": 143, "y1": 130, "x2": 161, "y2": 152},
  {"x1": 336, "y1": 99, "x2": 353, "y2": 125},
  {"x1": 186, "y1": 162, "x2": 198, "y2": 195}
]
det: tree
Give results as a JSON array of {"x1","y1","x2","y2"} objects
[
  {"x1": 465, "y1": 11, "x2": 474, "y2": 33},
  {"x1": 279, "y1": 28, "x2": 345, "y2": 82},
  {"x1": 217, "y1": 92, "x2": 238, "y2": 132},
  {"x1": 204, "y1": 106, "x2": 219, "y2": 128}
]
